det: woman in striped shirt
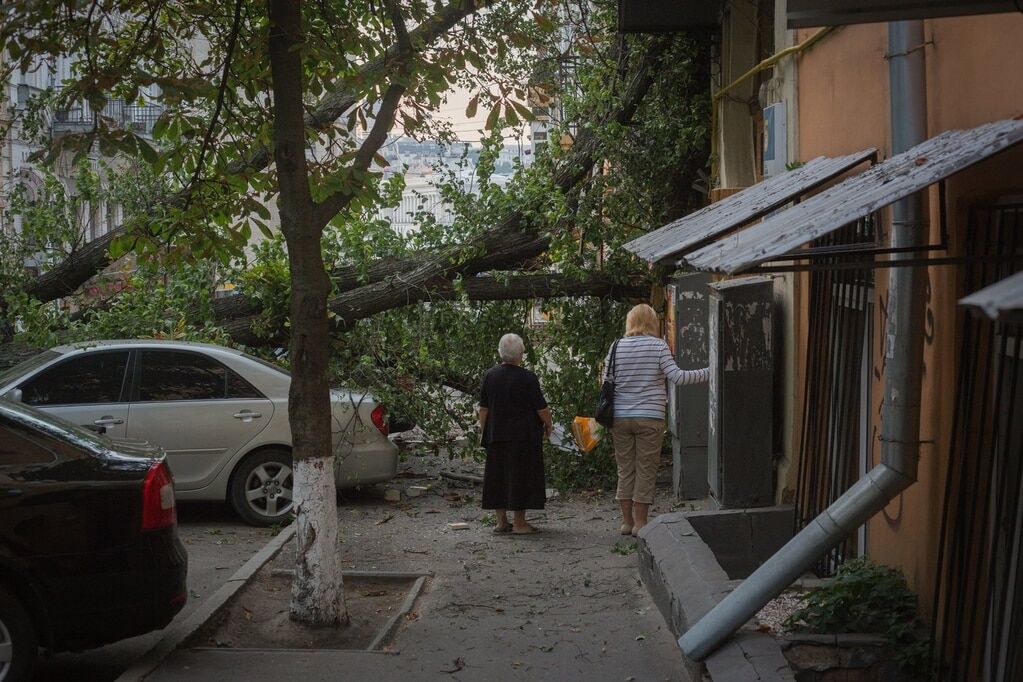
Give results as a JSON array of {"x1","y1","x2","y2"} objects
[{"x1": 604, "y1": 304, "x2": 710, "y2": 536}]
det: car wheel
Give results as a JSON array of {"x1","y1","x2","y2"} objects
[
  {"x1": 229, "y1": 449, "x2": 295, "y2": 526},
  {"x1": 0, "y1": 587, "x2": 36, "y2": 682}
]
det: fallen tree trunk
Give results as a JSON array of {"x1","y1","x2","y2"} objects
[
  {"x1": 22, "y1": 231, "x2": 123, "y2": 303},
  {"x1": 220, "y1": 269, "x2": 649, "y2": 345},
  {"x1": 216, "y1": 36, "x2": 673, "y2": 342},
  {"x1": 0, "y1": 270, "x2": 649, "y2": 367},
  {"x1": 12, "y1": 35, "x2": 693, "y2": 353}
]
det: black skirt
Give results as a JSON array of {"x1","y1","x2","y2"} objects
[{"x1": 482, "y1": 440, "x2": 546, "y2": 511}]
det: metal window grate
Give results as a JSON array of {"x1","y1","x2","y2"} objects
[
  {"x1": 793, "y1": 218, "x2": 876, "y2": 576},
  {"x1": 932, "y1": 203, "x2": 1023, "y2": 681}
]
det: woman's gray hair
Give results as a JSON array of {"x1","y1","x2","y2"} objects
[{"x1": 498, "y1": 333, "x2": 525, "y2": 362}]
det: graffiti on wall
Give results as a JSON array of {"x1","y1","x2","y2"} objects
[
  {"x1": 872, "y1": 273, "x2": 935, "y2": 529},
  {"x1": 678, "y1": 289, "x2": 708, "y2": 366},
  {"x1": 722, "y1": 300, "x2": 773, "y2": 372}
]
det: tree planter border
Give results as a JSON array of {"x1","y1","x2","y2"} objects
[
  {"x1": 114, "y1": 522, "x2": 298, "y2": 682},
  {"x1": 116, "y1": 523, "x2": 433, "y2": 682}
]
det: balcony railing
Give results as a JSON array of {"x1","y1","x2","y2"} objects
[{"x1": 52, "y1": 95, "x2": 163, "y2": 138}]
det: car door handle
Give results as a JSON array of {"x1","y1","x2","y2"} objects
[
  {"x1": 94, "y1": 416, "x2": 124, "y2": 426},
  {"x1": 233, "y1": 411, "x2": 262, "y2": 420}
]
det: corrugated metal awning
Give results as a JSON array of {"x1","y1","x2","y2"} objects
[
  {"x1": 684, "y1": 118, "x2": 1023, "y2": 274},
  {"x1": 623, "y1": 149, "x2": 876, "y2": 264},
  {"x1": 960, "y1": 271, "x2": 1023, "y2": 323}
]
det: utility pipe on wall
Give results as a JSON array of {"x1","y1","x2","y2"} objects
[
  {"x1": 679, "y1": 20, "x2": 929, "y2": 661},
  {"x1": 710, "y1": 27, "x2": 835, "y2": 183}
]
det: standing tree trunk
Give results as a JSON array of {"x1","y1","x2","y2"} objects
[{"x1": 267, "y1": 0, "x2": 347, "y2": 626}]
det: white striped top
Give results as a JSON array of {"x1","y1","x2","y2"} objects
[{"x1": 602, "y1": 335, "x2": 710, "y2": 420}]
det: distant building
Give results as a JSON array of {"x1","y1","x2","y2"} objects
[
  {"x1": 1, "y1": 51, "x2": 162, "y2": 286},
  {"x1": 373, "y1": 136, "x2": 526, "y2": 236}
]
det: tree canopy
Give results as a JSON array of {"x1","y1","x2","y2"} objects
[{"x1": 1, "y1": 0, "x2": 711, "y2": 485}]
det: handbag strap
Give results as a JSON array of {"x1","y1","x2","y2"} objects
[{"x1": 607, "y1": 340, "x2": 620, "y2": 382}]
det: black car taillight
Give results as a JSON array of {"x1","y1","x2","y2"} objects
[
  {"x1": 371, "y1": 404, "x2": 389, "y2": 436},
  {"x1": 142, "y1": 460, "x2": 177, "y2": 531}
]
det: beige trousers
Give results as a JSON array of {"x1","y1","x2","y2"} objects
[{"x1": 611, "y1": 417, "x2": 665, "y2": 505}]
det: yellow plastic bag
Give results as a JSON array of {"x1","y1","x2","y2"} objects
[{"x1": 572, "y1": 416, "x2": 604, "y2": 453}]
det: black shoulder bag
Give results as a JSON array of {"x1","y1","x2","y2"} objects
[{"x1": 595, "y1": 340, "x2": 619, "y2": 428}]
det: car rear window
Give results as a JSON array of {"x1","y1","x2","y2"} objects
[
  {"x1": 137, "y1": 350, "x2": 263, "y2": 401},
  {"x1": 240, "y1": 351, "x2": 291, "y2": 377}
]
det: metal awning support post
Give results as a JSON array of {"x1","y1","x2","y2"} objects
[{"x1": 679, "y1": 20, "x2": 929, "y2": 661}]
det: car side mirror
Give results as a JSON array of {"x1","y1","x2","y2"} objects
[{"x1": 4, "y1": 388, "x2": 22, "y2": 403}]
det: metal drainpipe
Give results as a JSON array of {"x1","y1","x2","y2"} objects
[{"x1": 679, "y1": 20, "x2": 929, "y2": 661}]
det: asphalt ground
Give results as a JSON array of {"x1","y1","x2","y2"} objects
[
  {"x1": 32, "y1": 502, "x2": 273, "y2": 682},
  {"x1": 147, "y1": 454, "x2": 692, "y2": 682}
]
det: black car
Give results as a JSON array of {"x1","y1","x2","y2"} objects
[{"x1": 0, "y1": 399, "x2": 187, "y2": 682}]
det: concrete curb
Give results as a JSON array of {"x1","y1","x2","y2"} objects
[
  {"x1": 637, "y1": 512, "x2": 795, "y2": 682},
  {"x1": 366, "y1": 574, "x2": 427, "y2": 651},
  {"x1": 269, "y1": 567, "x2": 432, "y2": 651},
  {"x1": 114, "y1": 522, "x2": 297, "y2": 682}
]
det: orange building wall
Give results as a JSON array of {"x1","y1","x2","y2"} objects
[{"x1": 793, "y1": 12, "x2": 1023, "y2": 617}]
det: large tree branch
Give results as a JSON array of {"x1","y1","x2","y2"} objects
[
  {"x1": 14, "y1": 0, "x2": 483, "y2": 304},
  {"x1": 415, "y1": 271, "x2": 648, "y2": 303},
  {"x1": 30, "y1": 34, "x2": 680, "y2": 344},
  {"x1": 209, "y1": 233, "x2": 551, "y2": 324},
  {"x1": 213, "y1": 36, "x2": 673, "y2": 341},
  {"x1": 318, "y1": 37, "x2": 673, "y2": 324},
  {"x1": 335, "y1": 35, "x2": 673, "y2": 290},
  {"x1": 22, "y1": 229, "x2": 122, "y2": 302},
  {"x1": 220, "y1": 270, "x2": 649, "y2": 345},
  {"x1": 313, "y1": 82, "x2": 407, "y2": 227},
  {"x1": 383, "y1": 0, "x2": 412, "y2": 53},
  {"x1": 0, "y1": 270, "x2": 647, "y2": 365}
]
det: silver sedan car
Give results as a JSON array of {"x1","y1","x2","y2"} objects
[{"x1": 0, "y1": 340, "x2": 399, "y2": 525}]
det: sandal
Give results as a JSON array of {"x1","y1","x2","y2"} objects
[
  {"x1": 512, "y1": 524, "x2": 541, "y2": 535},
  {"x1": 493, "y1": 524, "x2": 513, "y2": 534},
  {"x1": 620, "y1": 523, "x2": 634, "y2": 536}
]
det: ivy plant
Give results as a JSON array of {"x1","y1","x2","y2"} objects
[{"x1": 783, "y1": 557, "x2": 931, "y2": 677}]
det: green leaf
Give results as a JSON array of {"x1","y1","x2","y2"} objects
[
  {"x1": 251, "y1": 201, "x2": 272, "y2": 221},
  {"x1": 485, "y1": 101, "x2": 501, "y2": 131},
  {"x1": 255, "y1": 221, "x2": 275, "y2": 239},
  {"x1": 136, "y1": 137, "x2": 159, "y2": 164},
  {"x1": 465, "y1": 94, "x2": 479, "y2": 119},
  {"x1": 510, "y1": 99, "x2": 534, "y2": 122},
  {"x1": 109, "y1": 235, "x2": 133, "y2": 260}
]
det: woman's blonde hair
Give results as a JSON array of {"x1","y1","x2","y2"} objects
[{"x1": 625, "y1": 304, "x2": 660, "y2": 337}]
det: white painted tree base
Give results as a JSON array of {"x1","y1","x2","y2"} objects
[{"x1": 290, "y1": 456, "x2": 348, "y2": 625}]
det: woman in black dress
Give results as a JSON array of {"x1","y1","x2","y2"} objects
[{"x1": 478, "y1": 333, "x2": 553, "y2": 534}]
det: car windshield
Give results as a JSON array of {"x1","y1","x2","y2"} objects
[
  {"x1": 0, "y1": 397, "x2": 110, "y2": 454},
  {"x1": 0, "y1": 349, "x2": 61, "y2": 387}
]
